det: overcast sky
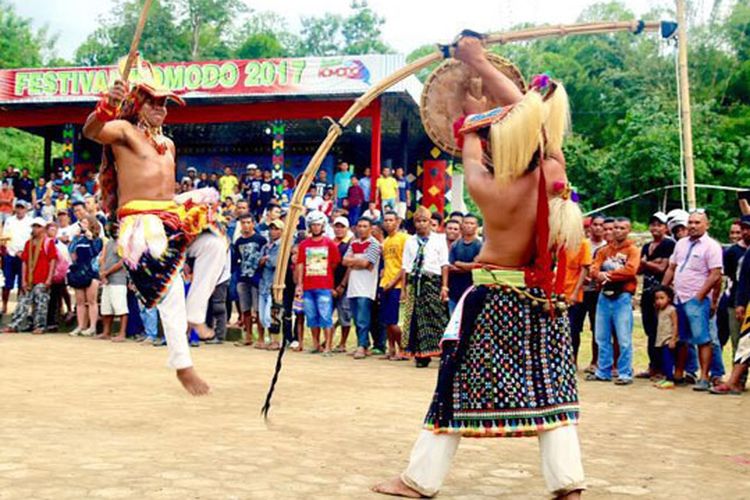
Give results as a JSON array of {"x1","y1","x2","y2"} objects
[{"x1": 11, "y1": 0, "x2": 712, "y2": 62}]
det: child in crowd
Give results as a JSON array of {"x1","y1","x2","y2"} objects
[{"x1": 654, "y1": 286, "x2": 679, "y2": 390}]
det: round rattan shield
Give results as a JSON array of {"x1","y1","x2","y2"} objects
[{"x1": 420, "y1": 53, "x2": 526, "y2": 157}]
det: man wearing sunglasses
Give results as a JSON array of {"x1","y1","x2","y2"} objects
[{"x1": 83, "y1": 80, "x2": 227, "y2": 396}]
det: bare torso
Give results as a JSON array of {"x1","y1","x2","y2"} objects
[
  {"x1": 467, "y1": 155, "x2": 566, "y2": 268},
  {"x1": 110, "y1": 122, "x2": 176, "y2": 207}
]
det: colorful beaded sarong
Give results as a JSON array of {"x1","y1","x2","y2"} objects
[{"x1": 424, "y1": 269, "x2": 579, "y2": 438}]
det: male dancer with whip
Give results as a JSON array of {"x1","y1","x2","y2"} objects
[{"x1": 83, "y1": 0, "x2": 226, "y2": 395}]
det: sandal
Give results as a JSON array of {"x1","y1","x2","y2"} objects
[
  {"x1": 585, "y1": 373, "x2": 611, "y2": 382},
  {"x1": 332, "y1": 346, "x2": 347, "y2": 353},
  {"x1": 234, "y1": 341, "x2": 252, "y2": 347},
  {"x1": 709, "y1": 383, "x2": 742, "y2": 395}
]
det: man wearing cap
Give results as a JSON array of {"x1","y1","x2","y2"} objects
[
  {"x1": 2, "y1": 200, "x2": 33, "y2": 315},
  {"x1": 258, "y1": 218, "x2": 284, "y2": 350},
  {"x1": 83, "y1": 79, "x2": 227, "y2": 396},
  {"x1": 186, "y1": 167, "x2": 199, "y2": 190},
  {"x1": 637, "y1": 211, "x2": 676, "y2": 379},
  {"x1": 4, "y1": 217, "x2": 56, "y2": 334},
  {"x1": 667, "y1": 209, "x2": 689, "y2": 240},
  {"x1": 722, "y1": 215, "x2": 750, "y2": 356},
  {"x1": 662, "y1": 211, "x2": 724, "y2": 391}
]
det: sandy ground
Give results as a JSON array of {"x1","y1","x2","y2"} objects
[{"x1": 0, "y1": 333, "x2": 748, "y2": 500}]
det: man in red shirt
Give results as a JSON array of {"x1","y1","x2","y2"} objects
[
  {"x1": 4, "y1": 217, "x2": 57, "y2": 334},
  {"x1": 296, "y1": 211, "x2": 341, "y2": 355}
]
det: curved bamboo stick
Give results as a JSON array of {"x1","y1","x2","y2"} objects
[
  {"x1": 271, "y1": 20, "x2": 663, "y2": 306},
  {"x1": 271, "y1": 51, "x2": 443, "y2": 305},
  {"x1": 263, "y1": 19, "x2": 666, "y2": 417}
]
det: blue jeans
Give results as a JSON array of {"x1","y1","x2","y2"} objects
[
  {"x1": 349, "y1": 296, "x2": 373, "y2": 349},
  {"x1": 302, "y1": 289, "x2": 333, "y2": 328},
  {"x1": 677, "y1": 297, "x2": 724, "y2": 377},
  {"x1": 595, "y1": 293, "x2": 634, "y2": 380},
  {"x1": 348, "y1": 205, "x2": 362, "y2": 227},
  {"x1": 140, "y1": 303, "x2": 159, "y2": 340}
]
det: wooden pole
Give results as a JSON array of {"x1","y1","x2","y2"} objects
[
  {"x1": 121, "y1": 0, "x2": 154, "y2": 82},
  {"x1": 676, "y1": 0, "x2": 697, "y2": 210}
]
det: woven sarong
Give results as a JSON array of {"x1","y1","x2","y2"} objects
[
  {"x1": 117, "y1": 196, "x2": 223, "y2": 308},
  {"x1": 402, "y1": 272, "x2": 449, "y2": 358},
  {"x1": 424, "y1": 269, "x2": 579, "y2": 438}
]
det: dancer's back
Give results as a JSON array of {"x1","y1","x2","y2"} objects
[{"x1": 467, "y1": 152, "x2": 567, "y2": 268}]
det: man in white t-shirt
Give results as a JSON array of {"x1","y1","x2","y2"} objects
[
  {"x1": 2, "y1": 200, "x2": 33, "y2": 314},
  {"x1": 343, "y1": 217, "x2": 382, "y2": 359}
]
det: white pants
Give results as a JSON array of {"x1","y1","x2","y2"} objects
[
  {"x1": 156, "y1": 232, "x2": 227, "y2": 370},
  {"x1": 185, "y1": 232, "x2": 227, "y2": 325},
  {"x1": 402, "y1": 426, "x2": 586, "y2": 498}
]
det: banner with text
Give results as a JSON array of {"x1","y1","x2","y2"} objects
[{"x1": 0, "y1": 55, "x2": 408, "y2": 104}]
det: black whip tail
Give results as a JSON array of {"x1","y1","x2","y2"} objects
[{"x1": 261, "y1": 302, "x2": 287, "y2": 419}]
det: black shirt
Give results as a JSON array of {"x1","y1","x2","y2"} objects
[
  {"x1": 640, "y1": 238, "x2": 676, "y2": 292},
  {"x1": 724, "y1": 243, "x2": 747, "y2": 306},
  {"x1": 334, "y1": 239, "x2": 350, "y2": 288},
  {"x1": 314, "y1": 180, "x2": 333, "y2": 198},
  {"x1": 14, "y1": 177, "x2": 34, "y2": 202},
  {"x1": 448, "y1": 238, "x2": 482, "y2": 302},
  {"x1": 233, "y1": 233, "x2": 267, "y2": 285}
]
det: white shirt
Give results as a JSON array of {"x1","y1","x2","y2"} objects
[
  {"x1": 345, "y1": 236, "x2": 382, "y2": 300},
  {"x1": 3, "y1": 214, "x2": 33, "y2": 256},
  {"x1": 57, "y1": 224, "x2": 77, "y2": 244},
  {"x1": 304, "y1": 195, "x2": 324, "y2": 212},
  {"x1": 402, "y1": 232, "x2": 449, "y2": 276}
]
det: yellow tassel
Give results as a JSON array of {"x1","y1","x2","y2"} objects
[
  {"x1": 488, "y1": 91, "x2": 544, "y2": 186},
  {"x1": 543, "y1": 83, "x2": 571, "y2": 153},
  {"x1": 549, "y1": 196, "x2": 584, "y2": 251}
]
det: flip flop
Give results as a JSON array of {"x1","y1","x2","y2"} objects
[
  {"x1": 234, "y1": 341, "x2": 252, "y2": 347},
  {"x1": 709, "y1": 383, "x2": 742, "y2": 395}
]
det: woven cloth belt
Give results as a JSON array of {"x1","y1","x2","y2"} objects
[{"x1": 471, "y1": 268, "x2": 526, "y2": 288}]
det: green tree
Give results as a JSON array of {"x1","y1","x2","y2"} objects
[
  {"x1": 178, "y1": 0, "x2": 245, "y2": 60},
  {"x1": 296, "y1": 1, "x2": 392, "y2": 56},
  {"x1": 0, "y1": 0, "x2": 55, "y2": 68},
  {"x1": 236, "y1": 32, "x2": 284, "y2": 59},
  {"x1": 233, "y1": 11, "x2": 299, "y2": 58},
  {"x1": 298, "y1": 13, "x2": 343, "y2": 56},
  {"x1": 342, "y1": 0, "x2": 392, "y2": 55},
  {"x1": 0, "y1": 1, "x2": 60, "y2": 178},
  {"x1": 75, "y1": 0, "x2": 189, "y2": 66}
]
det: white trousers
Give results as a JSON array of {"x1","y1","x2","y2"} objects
[
  {"x1": 185, "y1": 232, "x2": 227, "y2": 325},
  {"x1": 402, "y1": 426, "x2": 586, "y2": 498},
  {"x1": 156, "y1": 232, "x2": 227, "y2": 370}
]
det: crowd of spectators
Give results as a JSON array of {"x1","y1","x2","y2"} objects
[{"x1": 2, "y1": 161, "x2": 748, "y2": 395}]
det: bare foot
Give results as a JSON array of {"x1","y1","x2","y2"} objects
[
  {"x1": 176, "y1": 367, "x2": 211, "y2": 396},
  {"x1": 95, "y1": 333, "x2": 111, "y2": 340},
  {"x1": 2, "y1": 327, "x2": 15, "y2": 334},
  {"x1": 111, "y1": 335, "x2": 126, "y2": 343},
  {"x1": 189, "y1": 322, "x2": 215, "y2": 340},
  {"x1": 372, "y1": 477, "x2": 422, "y2": 498},
  {"x1": 32, "y1": 328, "x2": 45, "y2": 335},
  {"x1": 254, "y1": 342, "x2": 268, "y2": 350}
]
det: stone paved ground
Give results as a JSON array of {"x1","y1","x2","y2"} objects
[{"x1": 1, "y1": 334, "x2": 748, "y2": 499}]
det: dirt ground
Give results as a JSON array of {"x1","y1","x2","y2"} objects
[{"x1": 1, "y1": 333, "x2": 748, "y2": 500}]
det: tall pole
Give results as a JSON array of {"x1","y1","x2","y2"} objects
[{"x1": 676, "y1": 0, "x2": 697, "y2": 210}]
